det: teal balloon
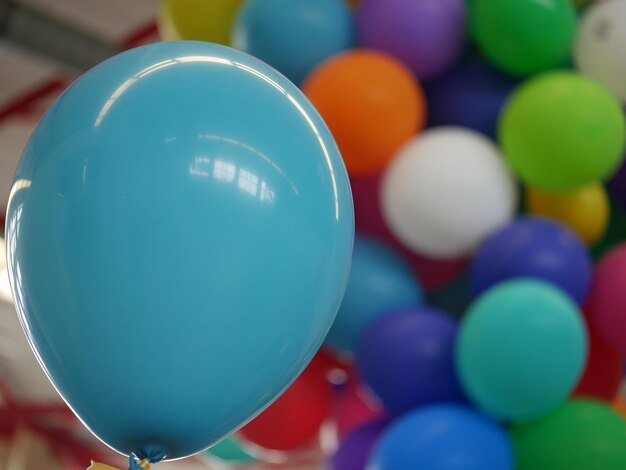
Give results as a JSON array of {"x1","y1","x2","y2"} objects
[
  {"x1": 456, "y1": 279, "x2": 587, "y2": 422},
  {"x1": 206, "y1": 437, "x2": 254, "y2": 463},
  {"x1": 6, "y1": 41, "x2": 353, "y2": 462}
]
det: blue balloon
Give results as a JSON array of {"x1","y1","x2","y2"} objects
[
  {"x1": 325, "y1": 236, "x2": 422, "y2": 354},
  {"x1": 357, "y1": 307, "x2": 466, "y2": 415},
  {"x1": 470, "y1": 217, "x2": 592, "y2": 304},
  {"x1": 6, "y1": 41, "x2": 353, "y2": 462},
  {"x1": 369, "y1": 405, "x2": 513, "y2": 470},
  {"x1": 424, "y1": 56, "x2": 518, "y2": 138},
  {"x1": 232, "y1": 0, "x2": 354, "y2": 85}
]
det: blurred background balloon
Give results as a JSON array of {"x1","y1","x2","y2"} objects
[
  {"x1": 381, "y1": 128, "x2": 517, "y2": 259},
  {"x1": 238, "y1": 356, "x2": 332, "y2": 455},
  {"x1": 586, "y1": 243, "x2": 626, "y2": 356},
  {"x1": 357, "y1": 307, "x2": 465, "y2": 415},
  {"x1": 325, "y1": 236, "x2": 423, "y2": 355},
  {"x1": 163, "y1": 0, "x2": 244, "y2": 44},
  {"x1": 575, "y1": 0, "x2": 626, "y2": 103},
  {"x1": 328, "y1": 419, "x2": 387, "y2": 470},
  {"x1": 470, "y1": 217, "x2": 593, "y2": 304},
  {"x1": 469, "y1": 0, "x2": 576, "y2": 76},
  {"x1": 457, "y1": 279, "x2": 587, "y2": 421},
  {"x1": 526, "y1": 184, "x2": 609, "y2": 245},
  {"x1": 512, "y1": 400, "x2": 626, "y2": 470},
  {"x1": 424, "y1": 56, "x2": 518, "y2": 138},
  {"x1": 369, "y1": 405, "x2": 513, "y2": 470},
  {"x1": 303, "y1": 50, "x2": 426, "y2": 175},
  {"x1": 232, "y1": 0, "x2": 353, "y2": 85},
  {"x1": 356, "y1": 0, "x2": 466, "y2": 81},
  {"x1": 499, "y1": 72, "x2": 626, "y2": 191}
]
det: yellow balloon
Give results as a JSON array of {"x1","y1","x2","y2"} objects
[
  {"x1": 526, "y1": 183, "x2": 609, "y2": 245},
  {"x1": 157, "y1": 1, "x2": 182, "y2": 41},
  {"x1": 164, "y1": 0, "x2": 244, "y2": 45}
]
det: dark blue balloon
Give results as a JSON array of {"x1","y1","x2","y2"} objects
[
  {"x1": 368, "y1": 405, "x2": 513, "y2": 470},
  {"x1": 357, "y1": 308, "x2": 466, "y2": 415},
  {"x1": 329, "y1": 419, "x2": 387, "y2": 470},
  {"x1": 424, "y1": 56, "x2": 518, "y2": 137},
  {"x1": 470, "y1": 217, "x2": 592, "y2": 304}
]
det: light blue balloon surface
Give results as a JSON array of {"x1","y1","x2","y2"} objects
[
  {"x1": 456, "y1": 279, "x2": 587, "y2": 422},
  {"x1": 6, "y1": 41, "x2": 353, "y2": 462},
  {"x1": 325, "y1": 236, "x2": 422, "y2": 354},
  {"x1": 232, "y1": 0, "x2": 354, "y2": 85}
]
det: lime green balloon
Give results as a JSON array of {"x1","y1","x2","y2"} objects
[
  {"x1": 500, "y1": 72, "x2": 626, "y2": 191},
  {"x1": 512, "y1": 400, "x2": 626, "y2": 470},
  {"x1": 206, "y1": 436, "x2": 255, "y2": 463},
  {"x1": 470, "y1": 0, "x2": 576, "y2": 76},
  {"x1": 164, "y1": 0, "x2": 244, "y2": 45}
]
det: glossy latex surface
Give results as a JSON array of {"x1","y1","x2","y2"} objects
[{"x1": 6, "y1": 41, "x2": 354, "y2": 461}]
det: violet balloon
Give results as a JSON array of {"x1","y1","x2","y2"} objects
[
  {"x1": 470, "y1": 217, "x2": 593, "y2": 304},
  {"x1": 356, "y1": 0, "x2": 467, "y2": 80},
  {"x1": 357, "y1": 307, "x2": 466, "y2": 415},
  {"x1": 329, "y1": 419, "x2": 388, "y2": 470}
]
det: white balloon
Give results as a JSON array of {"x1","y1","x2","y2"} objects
[
  {"x1": 381, "y1": 128, "x2": 517, "y2": 259},
  {"x1": 574, "y1": 0, "x2": 626, "y2": 103}
]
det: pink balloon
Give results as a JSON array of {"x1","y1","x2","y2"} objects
[
  {"x1": 334, "y1": 379, "x2": 385, "y2": 439},
  {"x1": 350, "y1": 172, "x2": 467, "y2": 290},
  {"x1": 586, "y1": 243, "x2": 626, "y2": 357}
]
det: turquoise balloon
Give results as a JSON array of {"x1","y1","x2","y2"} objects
[
  {"x1": 205, "y1": 436, "x2": 254, "y2": 463},
  {"x1": 232, "y1": 0, "x2": 354, "y2": 85},
  {"x1": 6, "y1": 41, "x2": 353, "y2": 462},
  {"x1": 456, "y1": 279, "x2": 587, "y2": 422}
]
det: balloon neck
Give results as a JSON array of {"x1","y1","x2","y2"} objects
[
  {"x1": 86, "y1": 454, "x2": 157, "y2": 470},
  {"x1": 129, "y1": 456, "x2": 151, "y2": 470}
]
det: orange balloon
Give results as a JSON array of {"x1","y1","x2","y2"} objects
[{"x1": 303, "y1": 50, "x2": 426, "y2": 175}]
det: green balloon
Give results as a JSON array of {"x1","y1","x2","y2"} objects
[
  {"x1": 500, "y1": 72, "x2": 626, "y2": 191},
  {"x1": 512, "y1": 400, "x2": 626, "y2": 470},
  {"x1": 470, "y1": 0, "x2": 576, "y2": 76},
  {"x1": 206, "y1": 436, "x2": 255, "y2": 463}
]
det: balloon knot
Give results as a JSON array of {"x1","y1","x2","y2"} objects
[{"x1": 129, "y1": 455, "x2": 152, "y2": 470}]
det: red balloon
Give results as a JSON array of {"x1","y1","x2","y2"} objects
[
  {"x1": 586, "y1": 243, "x2": 626, "y2": 356},
  {"x1": 350, "y1": 171, "x2": 467, "y2": 290},
  {"x1": 573, "y1": 316, "x2": 624, "y2": 402},
  {"x1": 238, "y1": 356, "x2": 332, "y2": 451}
]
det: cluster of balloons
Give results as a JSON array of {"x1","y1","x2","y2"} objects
[{"x1": 8, "y1": 0, "x2": 626, "y2": 469}]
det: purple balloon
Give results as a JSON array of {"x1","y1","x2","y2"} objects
[
  {"x1": 329, "y1": 419, "x2": 388, "y2": 470},
  {"x1": 357, "y1": 308, "x2": 466, "y2": 415},
  {"x1": 356, "y1": 0, "x2": 466, "y2": 81}
]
